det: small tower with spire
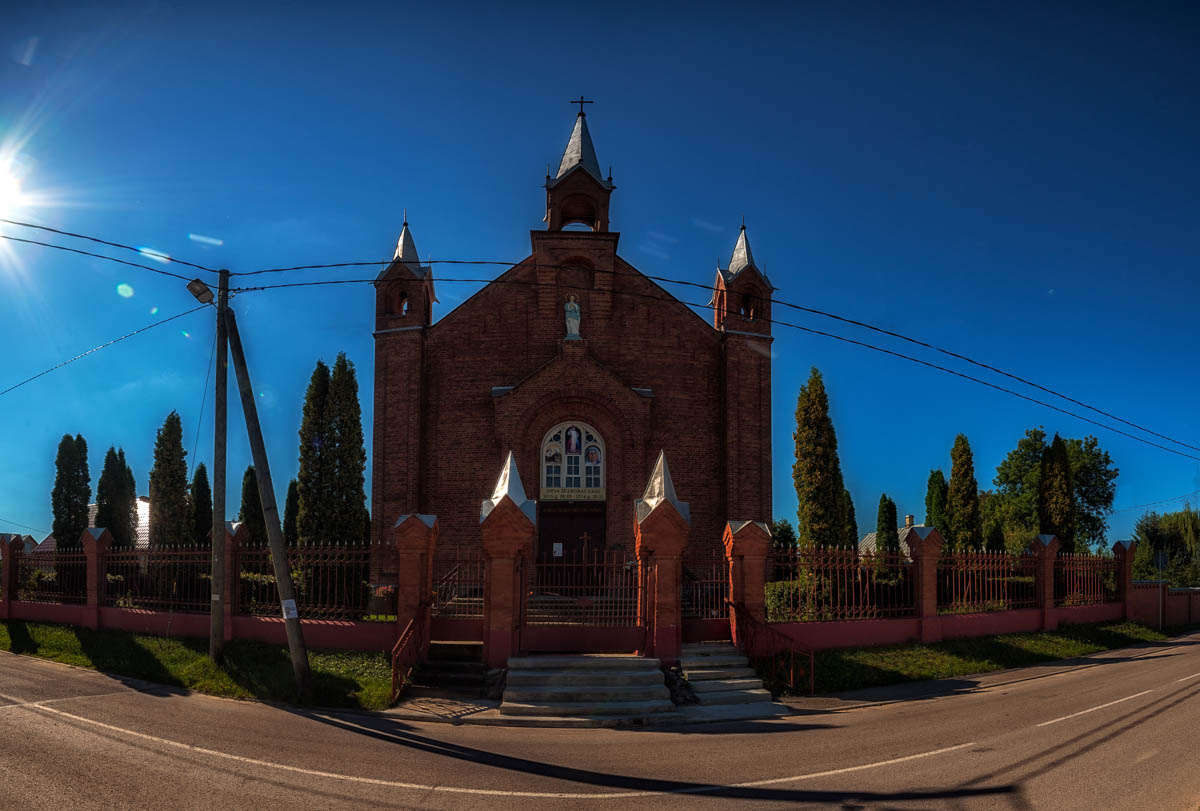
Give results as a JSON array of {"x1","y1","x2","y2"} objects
[
  {"x1": 711, "y1": 221, "x2": 773, "y2": 335},
  {"x1": 544, "y1": 100, "x2": 615, "y2": 232},
  {"x1": 375, "y1": 213, "x2": 438, "y2": 331}
]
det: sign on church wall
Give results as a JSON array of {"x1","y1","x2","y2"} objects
[{"x1": 541, "y1": 486, "x2": 606, "y2": 502}]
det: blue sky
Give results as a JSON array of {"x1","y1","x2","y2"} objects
[{"x1": 2, "y1": 2, "x2": 1197, "y2": 542}]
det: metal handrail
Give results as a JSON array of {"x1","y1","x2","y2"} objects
[
  {"x1": 727, "y1": 599, "x2": 815, "y2": 695},
  {"x1": 389, "y1": 597, "x2": 431, "y2": 704}
]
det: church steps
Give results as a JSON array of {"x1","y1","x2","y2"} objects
[
  {"x1": 688, "y1": 678, "x2": 763, "y2": 693},
  {"x1": 681, "y1": 666, "x2": 758, "y2": 681},
  {"x1": 503, "y1": 684, "x2": 671, "y2": 704},
  {"x1": 501, "y1": 655, "x2": 675, "y2": 721},
  {"x1": 505, "y1": 669, "x2": 666, "y2": 687},
  {"x1": 679, "y1": 653, "x2": 750, "y2": 669},
  {"x1": 500, "y1": 698, "x2": 675, "y2": 717},
  {"x1": 507, "y1": 655, "x2": 660, "y2": 670},
  {"x1": 689, "y1": 688, "x2": 773, "y2": 705},
  {"x1": 679, "y1": 642, "x2": 775, "y2": 707}
]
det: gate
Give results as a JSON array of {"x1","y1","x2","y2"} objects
[
  {"x1": 519, "y1": 547, "x2": 648, "y2": 653},
  {"x1": 430, "y1": 549, "x2": 486, "y2": 641}
]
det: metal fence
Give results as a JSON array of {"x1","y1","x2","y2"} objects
[
  {"x1": 524, "y1": 547, "x2": 641, "y2": 627},
  {"x1": 17, "y1": 550, "x2": 88, "y2": 604},
  {"x1": 682, "y1": 552, "x2": 728, "y2": 620},
  {"x1": 766, "y1": 549, "x2": 916, "y2": 622},
  {"x1": 432, "y1": 550, "x2": 485, "y2": 619},
  {"x1": 937, "y1": 552, "x2": 1038, "y2": 614},
  {"x1": 239, "y1": 541, "x2": 386, "y2": 621},
  {"x1": 104, "y1": 544, "x2": 211, "y2": 613},
  {"x1": 1055, "y1": 554, "x2": 1119, "y2": 606}
]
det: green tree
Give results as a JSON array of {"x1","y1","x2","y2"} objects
[
  {"x1": 924, "y1": 470, "x2": 948, "y2": 533},
  {"x1": 979, "y1": 491, "x2": 1007, "y2": 552},
  {"x1": 792, "y1": 368, "x2": 848, "y2": 550},
  {"x1": 875, "y1": 494, "x2": 900, "y2": 556},
  {"x1": 95, "y1": 446, "x2": 136, "y2": 548},
  {"x1": 842, "y1": 488, "x2": 859, "y2": 549},
  {"x1": 238, "y1": 465, "x2": 267, "y2": 547},
  {"x1": 327, "y1": 352, "x2": 370, "y2": 543},
  {"x1": 1064, "y1": 437, "x2": 1119, "y2": 549},
  {"x1": 297, "y1": 360, "x2": 332, "y2": 546},
  {"x1": 945, "y1": 434, "x2": 982, "y2": 550},
  {"x1": 51, "y1": 434, "x2": 90, "y2": 550},
  {"x1": 1038, "y1": 433, "x2": 1076, "y2": 552},
  {"x1": 188, "y1": 463, "x2": 212, "y2": 547},
  {"x1": 283, "y1": 478, "x2": 300, "y2": 548},
  {"x1": 149, "y1": 412, "x2": 189, "y2": 547},
  {"x1": 121, "y1": 450, "x2": 138, "y2": 544},
  {"x1": 770, "y1": 518, "x2": 797, "y2": 553}
]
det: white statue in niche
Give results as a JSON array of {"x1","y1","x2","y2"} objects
[{"x1": 564, "y1": 295, "x2": 581, "y2": 340}]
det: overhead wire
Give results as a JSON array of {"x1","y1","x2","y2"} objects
[
  {"x1": 1112, "y1": 490, "x2": 1200, "y2": 514},
  {"x1": 229, "y1": 274, "x2": 1200, "y2": 463},
  {"x1": 0, "y1": 304, "x2": 209, "y2": 399},
  {"x1": 0, "y1": 233, "x2": 195, "y2": 282},
  {"x1": 0, "y1": 517, "x2": 49, "y2": 536},
  {"x1": 0, "y1": 218, "x2": 221, "y2": 274},
  {"x1": 188, "y1": 329, "x2": 218, "y2": 481}
]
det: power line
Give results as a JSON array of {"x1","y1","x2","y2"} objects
[
  {"x1": 0, "y1": 304, "x2": 209, "y2": 399},
  {"x1": 1, "y1": 218, "x2": 220, "y2": 274},
  {"x1": 232, "y1": 254, "x2": 1200, "y2": 455},
  {"x1": 188, "y1": 328, "x2": 217, "y2": 481},
  {"x1": 1, "y1": 233, "x2": 195, "y2": 282},
  {"x1": 229, "y1": 274, "x2": 1200, "y2": 463},
  {"x1": 0, "y1": 517, "x2": 48, "y2": 535},
  {"x1": 1112, "y1": 490, "x2": 1200, "y2": 514}
]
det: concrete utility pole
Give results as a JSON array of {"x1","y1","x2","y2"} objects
[
  {"x1": 224, "y1": 307, "x2": 312, "y2": 697},
  {"x1": 209, "y1": 269, "x2": 229, "y2": 661}
]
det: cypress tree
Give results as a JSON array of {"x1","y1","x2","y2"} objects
[
  {"x1": 924, "y1": 470, "x2": 948, "y2": 534},
  {"x1": 327, "y1": 352, "x2": 370, "y2": 543},
  {"x1": 149, "y1": 412, "x2": 189, "y2": 547},
  {"x1": 283, "y1": 478, "x2": 300, "y2": 548},
  {"x1": 51, "y1": 434, "x2": 90, "y2": 550},
  {"x1": 96, "y1": 446, "x2": 135, "y2": 548},
  {"x1": 875, "y1": 494, "x2": 900, "y2": 556},
  {"x1": 945, "y1": 434, "x2": 982, "y2": 550},
  {"x1": 189, "y1": 463, "x2": 213, "y2": 547},
  {"x1": 792, "y1": 368, "x2": 848, "y2": 550},
  {"x1": 297, "y1": 360, "x2": 332, "y2": 546},
  {"x1": 120, "y1": 449, "x2": 139, "y2": 545},
  {"x1": 842, "y1": 489, "x2": 859, "y2": 550},
  {"x1": 238, "y1": 465, "x2": 267, "y2": 547},
  {"x1": 1038, "y1": 433, "x2": 1077, "y2": 552}
]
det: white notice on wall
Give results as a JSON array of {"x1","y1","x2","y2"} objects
[
  {"x1": 553, "y1": 543, "x2": 563, "y2": 558},
  {"x1": 282, "y1": 599, "x2": 298, "y2": 619}
]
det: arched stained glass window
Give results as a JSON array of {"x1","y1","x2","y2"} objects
[{"x1": 541, "y1": 421, "x2": 605, "y2": 500}]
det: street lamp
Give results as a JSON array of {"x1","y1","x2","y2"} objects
[{"x1": 187, "y1": 278, "x2": 214, "y2": 304}]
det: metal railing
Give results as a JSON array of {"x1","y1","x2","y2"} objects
[
  {"x1": 432, "y1": 550, "x2": 485, "y2": 619},
  {"x1": 525, "y1": 547, "x2": 640, "y2": 627},
  {"x1": 682, "y1": 552, "x2": 729, "y2": 620},
  {"x1": 17, "y1": 550, "x2": 87, "y2": 604},
  {"x1": 766, "y1": 549, "x2": 916, "y2": 621},
  {"x1": 1055, "y1": 554, "x2": 1119, "y2": 606},
  {"x1": 937, "y1": 551, "x2": 1038, "y2": 614},
  {"x1": 239, "y1": 541, "x2": 384, "y2": 620},
  {"x1": 729, "y1": 600, "x2": 814, "y2": 695},
  {"x1": 104, "y1": 544, "x2": 212, "y2": 613},
  {"x1": 390, "y1": 598, "x2": 430, "y2": 704}
]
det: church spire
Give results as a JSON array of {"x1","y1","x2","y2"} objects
[
  {"x1": 727, "y1": 222, "x2": 755, "y2": 275},
  {"x1": 553, "y1": 107, "x2": 607, "y2": 187},
  {"x1": 394, "y1": 212, "x2": 419, "y2": 263}
]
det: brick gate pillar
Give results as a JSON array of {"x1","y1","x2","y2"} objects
[
  {"x1": 1031, "y1": 534, "x2": 1061, "y2": 631},
  {"x1": 480, "y1": 452, "x2": 536, "y2": 669},
  {"x1": 723, "y1": 520, "x2": 771, "y2": 649},
  {"x1": 907, "y1": 527, "x2": 946, "y2": 644},
  {"x1": 81, "y1": 528, "x2": 113, "y2": 631},
  {"x1": 1112, "y1": 540, "x2": 1136, "y2": 620},
  {"x1": 394, "y1": 514, "x2": 438, "y2": 659},
  {"x1": 634, "y1": 452, "x2": 689, "y2": 667},
  {"x1": 0, "y1": 537, "x2": 22, "y2": 620}
]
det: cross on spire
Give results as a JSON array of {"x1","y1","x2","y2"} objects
[{"x1": 570, "y1": 96, "x2": 594, "y2": 115}]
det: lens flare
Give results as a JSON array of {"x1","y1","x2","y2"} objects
[
  {"x1": 138, "y1": 247, "x2": 171, "y2": 264},
  {"x1": 187, "y1": 233, "x2": 224, "y2": 246},
  {"x1": 180, "y1": 330, "x2": 191, "y2": 339},
  {"x1": 149, "y1": 306, "x2": 159, "y2": 315},
  {"x1": 116, "y1": 283, "x2": 134, "y2": 298}
]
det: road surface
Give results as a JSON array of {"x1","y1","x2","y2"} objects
[{"x1": 1, "y1": 630, "x2": 1197, "y2": 809}]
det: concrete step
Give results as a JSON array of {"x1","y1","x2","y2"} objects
[
  {"x1": 505, "y1": 668, "x2": 666, "y2": 687},
  {"x1": 695, "y1": 688, "x2": 773, "y2": 705},
  {"x1": 499, "y1": 698, "x2": 676, "y2": 717},
  {"x1": 680, "y1": 654, "x2": 748, "y2": 669},
  {"x1": 682, "y1": 667, "x2": 758, "y2": 681},
  {"x1": 688, "y1": 678, "x2": 763, "y2": 694},
  {"x1": 503, "y1": 684, "x2": 671, "y2": 704},
  {"x1": 680, "y1": 642, "x2": 738, "y2": 656},
  {"x1": 507, "y1": 655, "x2": 660, "y2": 670},
  {"x1": 419, "y1": 660, "x2": 485, "y2": 675},
  {"x1": 427, "y1": 641, "x2": 483, "y2": 663}
]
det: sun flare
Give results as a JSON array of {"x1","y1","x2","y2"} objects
[{"x1": 0, "y1": 168, "x2": 25, "y2": 219}]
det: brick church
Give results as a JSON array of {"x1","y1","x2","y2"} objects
[{"x1": 371, "y1": 107, "x2": 773, "y2": 577}]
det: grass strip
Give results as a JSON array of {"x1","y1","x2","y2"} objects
[
  {"x1": 0, "y1": 620, "x2": 392, "y2": 710},
  {"x1": 767, "y1": 621, "x2": 1186, "y2": 696}
]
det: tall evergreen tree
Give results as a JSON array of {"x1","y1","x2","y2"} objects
[
  {"x1": 283, "y1": 478, "x2": 300, "y2": 548},
  {"x1": 1038, "y1": 433, "x2": 1077, "y2": 552},
  {"x1": 51, "y1": 434, "x2": 90, "y2": 550},
  {"x1": 327, "y1": 353, "x2": 370, "y2": 543},
  {"x1": 770, "y1": 518, "x2": 798, "y2": 553},
  {"x1": 238, "y1": 465, "x2": 267, "y2": 546},
  {"x1": 841, "y1": 489, "x2": 859, "y2": 549},
  {"x1": 188, "y1": 463, "x2": 213, "y2": 546},
  {"x1": 875, "y1": 494, "x2": 900, "y2": 556},
  {"x1": 945, "y1": 434, "x2": 982, "y2": 550},
  {"x1": 120, "y1": 449, "x2": 139, "y2": 544},
  {"x1": 149, "y1": 412, "x2": 189, "y2": 547},
  {"x1": 924, "y1": 470, "x2": 948, "y2": 533},
  {"x1": 792, "y1": 368, "x2": 848, "y2": 550},
  {"x1": 297, "y1": 360, "x2": 332, "y2": 546},
  {"x1": 95, "y1": 446, "x2": 136, "y2": 548}
]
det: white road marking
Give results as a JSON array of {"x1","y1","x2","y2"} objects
[
  {"x1": 1035, "y1": 690, "x2": 1153, "y2": 727},
  {"x1": 1175, "y1": 672, "x2": 1200, "y2": 683},
  {"x1": 0, "y1": 693, "x2": 975, "y2": 799},
  {"x1": 0, "y1": 690, "x2": 131, "y2": 710}
]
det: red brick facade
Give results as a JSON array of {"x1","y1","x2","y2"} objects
[{"x1": 371, "y1": 115, "x2": 773, "y2": 564}]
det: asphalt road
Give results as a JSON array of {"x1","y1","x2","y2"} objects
[{"x1": 1, "y1": 631, "x2": 1197, "y2": 810}]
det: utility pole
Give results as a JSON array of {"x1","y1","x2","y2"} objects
[
  {"x1": 224, "y1": 307, "x2": 311, "y2": 697},
  {"x1": 209, "y1": 269, "x2": 229, "y2": 660}
]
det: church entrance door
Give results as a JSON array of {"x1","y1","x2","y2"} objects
[{"x1": 537, "y1": 501, "x2": 605, "y2": 561}]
